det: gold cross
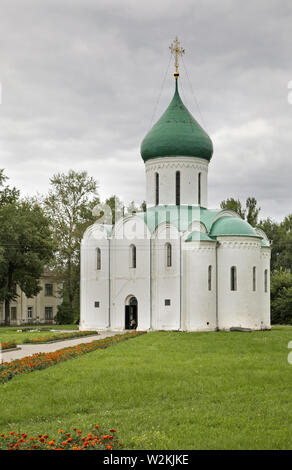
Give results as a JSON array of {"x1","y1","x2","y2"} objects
[{"x1": 169, "y1": 36, "x2": 185, "y2": 78}]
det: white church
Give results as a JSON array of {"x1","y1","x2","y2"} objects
[{"x1": 80, "y1": 39, "x2": 271, "y2": 333}]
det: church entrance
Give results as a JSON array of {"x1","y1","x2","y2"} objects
[{"x1": 125, "y1": 296, "x2": 138, "y2": 330}]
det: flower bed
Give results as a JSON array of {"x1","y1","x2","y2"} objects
[
  {"x1": 22, "y1": 330, "x2": 98, "y2": 344},
  {"x1": 1, "y1": 341, "x2": 17, "y2": 351},
  {"x1": 0, "y1": 425, "x2": 122, "y2": 450},
  {"x1": 0, "y1": 330, "x2": 146, "y2": 384}
]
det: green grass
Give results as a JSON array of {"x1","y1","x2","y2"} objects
[
  {"x1": 0, "y1": 324, "x2": 79, "y2": 345},
  {"x1": 1, "y1": 327, "x2": 292, "y2": 450}
]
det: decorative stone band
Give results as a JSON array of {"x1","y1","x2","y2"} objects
[
  {"x1": 145, "y1": 156, "x2": 209, "y2": 173},
  {"x1": 218, "y1": 239, "x2": 261, "y2": 250},
  {"x1": 184, "y1": 244, "x2": 217, "y2": 252}
]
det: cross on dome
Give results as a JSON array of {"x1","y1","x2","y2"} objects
[{"x1": 169, "y1": 36, "x2": 185, "y2": 78}]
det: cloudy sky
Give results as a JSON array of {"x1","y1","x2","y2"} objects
[{"x1": 0, "y1": 0, "x2": 291, "y2": 221}]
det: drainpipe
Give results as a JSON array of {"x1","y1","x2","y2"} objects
[
  {"x1": 108, "y1": 237, "x2": 111, "y2": 329},
  {"x1": 150, "y1": 237, "x2": 152, "y2": 330},
  {"x1": 179, "y1": 233, "x2": 182, "y2": 330},
  {"x1": 215, "y1": 241, "x2": 219, "y2": 331}
]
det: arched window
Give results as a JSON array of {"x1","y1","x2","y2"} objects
[
  {"x1": 264, "y1": 269, "x2": 268, "y2": 292},
  {"x1": 166, "y1": 243, "x2": 172, "y2": 267},
  {"x1": 130, "y1": 244, "x2": 136, "y2": 268},
  {"x1": 176, "y1": 171, "x2": 180, "y2": 205},
  {"x1": 230, "y1": 266, "x2": 237, "y2": 291},
  {"x1": 155, "y1": 172, "x2": 159, "y2": 206},
  {"x1": 198, "y1": 172, "x2": 201, "y2": 205},
  {"x1": 252, "y1": 266, "x2": 256, "y2": 291},
  {"x1": 96, "y1": 248, "x2": 101, "y2": 270},
  {"x1": 208, "y1": 265, "x2": 212, "y2": 291}
]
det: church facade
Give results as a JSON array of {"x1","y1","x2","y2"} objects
[{"x1": 80, "y1": 44, "x2": 271, "y2": 332}]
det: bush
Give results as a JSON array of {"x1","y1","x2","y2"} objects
[
  {"x1": 55, "y1": 300, "x2": 74, "y2": 324},
  {"x1": 271, "y1": 269, "x2": 292, "y2": 324}
]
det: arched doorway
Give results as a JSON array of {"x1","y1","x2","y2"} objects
[{"x1": 125, "y1": 296, "x2": 138, "y2": 330}]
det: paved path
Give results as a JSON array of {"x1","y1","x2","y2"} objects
[{"x1": 1, "y1": 331, "x2": 124, "y2": 363}]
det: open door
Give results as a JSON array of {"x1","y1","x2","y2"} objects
[{"x1": 125, "y1": 297, "x2": 138, "y2": 329}]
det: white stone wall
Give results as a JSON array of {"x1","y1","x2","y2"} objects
[
  {"x1": 217, "y1": 236, "x2": 266, "y2": 330},
  {"x1": 260, "y1": 247, "x2": 271, "y2": 329},
  {"x1": 80, "y1": 225, "x2": 110, "y2": 330},
  {"x1": 151, "y1": 224, "x2": 181, "y2": 330},
  {"x1": 182, "y1": 241, "x2": 217, "y2": 331},
  {"x1": 145, "y1": 157, "x2": 209, "y2": 207},
  {"x1": 107, "y1": 216, "x2": 151, "y2": 331}
]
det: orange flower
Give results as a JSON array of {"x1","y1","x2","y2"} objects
[
  {"x1": 106, "y1": 445, "x2": 112, "y2": 450},
  {"x1": 58, "y1": 430, "x2": 63, "y2": 434}
]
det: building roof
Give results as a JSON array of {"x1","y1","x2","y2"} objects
[
  {"x1": 140, "y1": 79, "x2": 213, "y2": 162},
  {"x1": 185, "y1": 231, "x2": 216, "y2": 242},
  {"x1": 209, "y1": 216, "x2": 260, "y2": 238},
  {"x1": 136, "y1": 205, "x2": 221, "y2": 233}
]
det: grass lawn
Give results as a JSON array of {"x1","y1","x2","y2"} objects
[
  {"x1": 1, "y1": 326, "x2": 292, "y2": 450},
  {"x1": 0, "y1": 324, "x2": 79, "y2": 345}
]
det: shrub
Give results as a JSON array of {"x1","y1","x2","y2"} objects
[
  {"x1": 55, "y1": 300, "x2": 74, "y2": 324},
  {"x1": 271, "y1": 269, "x2": 292, "y2": 324}
]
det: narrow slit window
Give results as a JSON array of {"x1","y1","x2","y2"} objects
[
  {"x1": 155, "y1": 172, "x2": 159, "y2": 206},
  {"x1": 264, "y1": 269, "x2": 268, "y2": 292},
  {"x1": 96, "y1": 248, "x2": 101, "y2": 270},
  {"x1": 166, "y1": 243, "x2": 172, "y2": 267},
  {"x1": 176, "y1": 171, "x2": 180, "y2": 205},
  {"x1": 198, "y1": 172, "x2": 201, "y2": 205},
  {"x1": 231, "y1": 266, "x2": 237, "y2": 291},
  {"x1": 253, "y1": 266, "x2": 256, "y2": 291},
  {"x1": 130, "y1": 244, "x2": 136, "y2": 268},
  {"x1": 208, "y1": 265, "x2": 212, "y2": 291}
]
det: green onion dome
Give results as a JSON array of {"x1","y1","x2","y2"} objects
[{"x1": 141, "y1": 79, "x2": 213, "y2": 162}]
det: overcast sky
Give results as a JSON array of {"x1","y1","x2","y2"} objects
[{"x1": 0, "y1": 0, "x2": 291, "y2": 221}]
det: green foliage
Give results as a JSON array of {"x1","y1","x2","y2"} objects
[
  {"x1": 220, "y1": 197, "x2": 246, "y2": 219},
  {"x1": 246, "y1": 197, "x2": 261, "y2": 227},
  {"x1": 220, "y1": 196, "x2": 261, "y2": 226},
  {"x1": 55, "y1": 300, "x2": 75, "y2": 325},
  {"x1": 0, "y1": 175, "x2": 54, "y2": 324},
  {"x1": 43, "y1": 170, "x2": 99, "y2": 315},
  {"x1": 271, "y1": 269, "x2": 292, "y2": 324}
]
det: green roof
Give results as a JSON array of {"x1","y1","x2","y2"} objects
[
  {"x1": 136, "y1": 205, "x2": 221, "y2": 233},
  {"x1": 209, "y1": 216, "x2": 260, "y2": 238},
  {"x1": 186, "y1": 231, "x2": 216, "y2": 242},
  {"x1": 140, "y1": 79, "x2": 213, "y2": 162}
]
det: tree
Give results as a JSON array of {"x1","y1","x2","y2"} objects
[
  {"x1": 220, "y1": 197, "x2": 261, "y2": 227},
  {"x1": 43, "y1": 170, "x2": 99, "y2": 316},
  {"x1": 55, "y1": 299, "x2": 74, "y2": 324},
  {"x1": 0, "y1": 169, "x2": 19, "y2": 206},
  {"x1": 103, "y1": 195, "x2": 124, "y2": 225},
  {"x1": 220, "y1": 198, "x2": 246, "y2": 219},
  {"x1": 270, "y1": 269, "x2": 292, "y2": 324},
  {"x1": 0, "y1": 199, "x2": 54, "y2": 325},
  {"x1": 246, "y1": 197, "x2": 261, "y2": 227},
  {"x1": 140, "y1": 201, "x2": 147, "y2": 212}
]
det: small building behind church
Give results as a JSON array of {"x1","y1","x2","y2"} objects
[
  {"x1": 0, "y1": 270, "x2": 62, "y2": 325},
  {"x1": 80, "y1": 39, "x2": 271, "y2": 333}
]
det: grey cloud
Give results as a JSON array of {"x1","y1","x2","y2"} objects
[{"x1": 0, "y1": 0, "x2": 291, "y2": 221}]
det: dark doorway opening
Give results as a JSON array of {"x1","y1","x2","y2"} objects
[{"x1": 125, "y1": 296, "x2": 138, "y2": 330}]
